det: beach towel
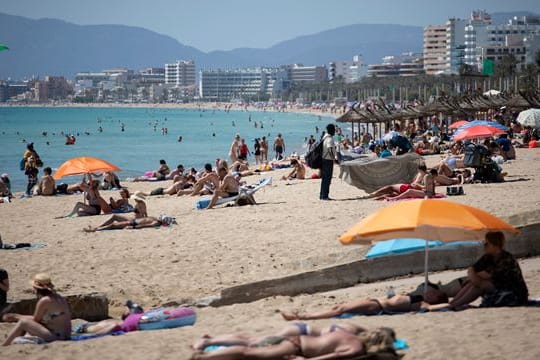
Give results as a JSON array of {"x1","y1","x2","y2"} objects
[
  {"x1": 196, "y1": 178, "x2": 272, "y2": 209},
  {"x1": 339, "y1": 153, "x2": 423, "y2": 193},
  {"x1": 71, "y1": 331, "x2": 125, "y2": 341},
  {"x1": 0, "y1": 243, "x2": 46, "y2": 250},
  {"x1": 385, "y1": 193, "x2": 446, "y2": 201}
]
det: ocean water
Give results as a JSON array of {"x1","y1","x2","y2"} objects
[{"x1": 0, "y1": 106, "x2": 330, "y2": 191}]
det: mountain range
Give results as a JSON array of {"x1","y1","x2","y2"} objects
[{"x1": 0, "y1": 11, "x2": 537, "y2": 79}]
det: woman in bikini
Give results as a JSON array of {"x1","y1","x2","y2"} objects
[
  {"x1": 280, "y1": 285, "x2": 448, "y2": 320},
  {"x1": 63, "y1": 174, "x2": 109, "y2": 217},
  {"x1": 2, "y1": 273, "x2": 71, "y2": 346},
  {"x1": 364, "y1": 164, "x2": 427, "y2": 200},
  {"x1": 191, "y1": 327, "x2": 396, "y2": 360},
  {"x1": 191, "y1": 322, "x2": 365, "y2": 352}
]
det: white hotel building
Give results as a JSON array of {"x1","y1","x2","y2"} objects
[{"x1": 165, "y1": 60, "x2": 196, "y2": 87}]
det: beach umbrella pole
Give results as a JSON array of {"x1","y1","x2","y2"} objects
[{"x1": 424, "y1": 239, "x2": 429, "y2": 293}]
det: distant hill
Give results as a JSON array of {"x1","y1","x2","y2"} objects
[{"x1": 0, "y1": 11, "x2": 537, "y2": 79}]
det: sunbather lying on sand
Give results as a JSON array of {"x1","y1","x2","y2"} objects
[
  {"x1": 83, "y1": 216, "x2": 163, "y2": 232},
  {"x1": 280, "y1": 284, "x2": 448, "y2": 320},
  {"x1": 190, "y1": 327, "x2": 396, "y2": 360},
  {"x1": 192, "y1": 322, "x2": 365, "y2": 351}
]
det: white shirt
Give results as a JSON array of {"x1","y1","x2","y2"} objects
[{"x1": 322, "y1": 134, "x2": 336, "y2": 160}]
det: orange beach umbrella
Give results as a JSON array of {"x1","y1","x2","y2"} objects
[
  {"x1": 340, "y1": 199, "x2": 518, "y2": 245},
  {"x1": 53, "y1": 156, "x2": 120, "y2": 180},
  {"x1": 339, "y1": 199, "x2": 518, "y2": 289}
]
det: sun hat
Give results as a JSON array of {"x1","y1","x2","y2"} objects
[
  {"x1": 131, "y1": 191, "x2": 146, "y2": 202},
  {"x1": 31, "y1": 273, "x2": 55, "y2": 290}
]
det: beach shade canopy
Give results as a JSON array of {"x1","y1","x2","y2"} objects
[
  {"x1": 452, "y1": 125, "x2": 506, "y2": 141},
  {"x1": 53, "y1": 156, "x2": 120, "y2": 179},
  {"x1": 340, "y1": 199, "x2": 518, "y2": 289},
  {"x1": 381, "y1": 131, "x2": 400, "y2": 141},
  {"x1": 365, "y1": 239, "x2": 443, "y2": 259},
  {"x1": 516, "y1": 108, "x2": 540, "y2": 128},
  {"x1": 340, "y1": 199, "x2": 518, "y2": 245},
  {"x1": 448, "y1": 120, "x2": 469, "y2": 129},
  {"x1": 0, "y1": 44, "x2": 8, "y2": 52}
]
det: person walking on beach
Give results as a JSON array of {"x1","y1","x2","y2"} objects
[
  {"x1": 320, "y1": 124, "x2": 338, "y2": 200},
  {"x1": 273, "y1": 133, "x2": 285, "y2": 160},
  {"x1": 254, "y1": 138, "x2": 262, "y2": 165},
  {"x1": 24, "y1": 156, "x2": 39, "y2": 196},
  {"x1": 260, "y1": 136, "x2": 269, "y2": 162},
  {"x1": 229, "y1": 134, "x2": 241, "y2": 164}
]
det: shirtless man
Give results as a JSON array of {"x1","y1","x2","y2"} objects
[
  {"x1": 273, "y1": 133, "x2": 285, "y2": 160},
  {"x1": 180, "y1": 164, "x2": 220, "y2": 196},
  {"x1": 206, "y1": 167, "x2": 240, "y2": 210},
  {"x1": 281, "y1": 159, "x2": 306, "y2": 180},
  {"x1": 36, "y1": 167, "x2": 56, "y2": 196}
]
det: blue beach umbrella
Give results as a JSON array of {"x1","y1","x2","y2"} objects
[{"x1": 455, "y1": 120, "x2": 508, "y2": 133}]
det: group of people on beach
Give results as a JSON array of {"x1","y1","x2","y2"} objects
[{"x1": 0, "y1": 230, "x2": 530, "y2": 360}]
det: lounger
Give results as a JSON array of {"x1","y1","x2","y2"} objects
[{"x1": 196, "y1": 178, "x2": 272, "y2": 209}]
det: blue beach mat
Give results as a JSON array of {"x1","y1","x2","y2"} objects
[{"x1": 203, "y1": 340, "x2": 409, "y2": 352}]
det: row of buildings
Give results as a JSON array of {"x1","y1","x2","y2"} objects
[
  {"x1": 424, "y1": 10, "x2": 540, "y2": 75},
  {"x1": 2, "y1": 11, "x2": 540, "y2": 103}
]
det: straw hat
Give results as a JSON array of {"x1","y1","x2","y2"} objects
[
  {"x1": 31, "y1": 273, "x2": 55, "y2": 290},
  {"x1": 131, "y1": 191, "x2": 146, "y2": 202}
]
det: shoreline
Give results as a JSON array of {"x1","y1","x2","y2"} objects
[{"x1": 0, "y1": 101, "x2": 338, "y2": 119}]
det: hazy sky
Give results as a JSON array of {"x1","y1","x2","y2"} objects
[{"x1": 3, "y1": 0, "x2": 540, "y2": 51}]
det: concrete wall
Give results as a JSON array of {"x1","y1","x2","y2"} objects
[
  {"x1": 209, "y1": 210, "x2": 540, "y2": 306},
  {"x1": 7, "y1": 293, "x2": 109, "y2": 321}
]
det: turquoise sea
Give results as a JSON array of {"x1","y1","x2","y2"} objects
[{"x1": 0, "y1": 106, "x2": 330, "y2": 191}]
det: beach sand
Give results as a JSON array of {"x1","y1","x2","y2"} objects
[{"x1": 1, "y1": 147, "x2": 540, "y2": 359}]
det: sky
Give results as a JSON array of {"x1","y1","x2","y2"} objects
[{"x1": 2, "y1": 0, "x2": 540, "y2": 52}]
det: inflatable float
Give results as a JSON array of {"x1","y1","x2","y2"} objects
[{"x1": 138, "y1": 306, "x2": 196, "y2": 331}]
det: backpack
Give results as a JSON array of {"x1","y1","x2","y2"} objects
[
  {"x1": 305, "y1": 138, "x2": 324, "y2": 169},
  {"x1": 19, "y1": 158, "x2": 25, "y2": 171},
  {"x1": 463, "y1": 143, "x2": 489, "y2": 168}
]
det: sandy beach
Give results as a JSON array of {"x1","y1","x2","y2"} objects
[{"x1": 1, "y1": 147, "x2": 540, "y2": 359}]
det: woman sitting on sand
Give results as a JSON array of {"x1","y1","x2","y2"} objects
[
  {"x1": 280, "y1": 283, "x2": 448, "y2": 320},
  {"x1": 191, "y1": 327, "x2": 396, "y2": 360},
  {"x1": 281, "y1": 159, "x2": 306, "y2": 180},
  {"x1": 63, "y1": 174, "x2": 110, "y2": 217},
  {"x1": 2, "y1": 273, "x2": 71, "y2": 346},
  {"x1": 108, "y1": 188, "x2": 133, "y2": 213},
  {"x1": 431, "y1": 231, "x2": 529, "y2": 311}
]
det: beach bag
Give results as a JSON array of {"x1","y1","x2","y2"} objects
[
  {"x1": 463, "y1": 144, "x2": 489, "y2": 168},
  {"x1": 305, "y1": 139, "x2": 324, "y2": 169}
]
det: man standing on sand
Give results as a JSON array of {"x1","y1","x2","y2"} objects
[
  {"x1": 273, "y1": 133, "x2": 285, "y2": 160},
  {"x1": 320, "y1": 124, "x2": 338, "y2": 200}
]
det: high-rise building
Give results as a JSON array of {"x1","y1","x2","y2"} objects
[
  {"x1": 423, "y1": 25, "x2": 448, "y2": 75},
  {"x1": 328, "y1": 55, "x2": 365, "y2": 83},
  {"x1": 165, "y1": 60, "x2": 196, "y2": 87},
  {"x1": 446, "y1": 18, "x2": 469, "y2": 74}
]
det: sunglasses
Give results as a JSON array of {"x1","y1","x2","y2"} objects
[{"x1": 483, "y1": 242, "x2": 490, "y2": 247}]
